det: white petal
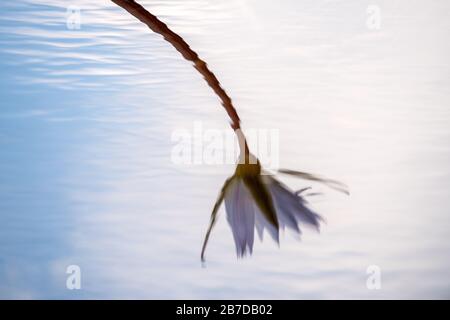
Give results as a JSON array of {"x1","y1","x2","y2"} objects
[
  {"x1": 254, "y1": 205, "x2": 279, "y2": 243},
  {"x1": 224, "y1": 179, "x2": 255, "y2": 257},
  {"x1": 263, "y1": 175, "x2": 322, "y2": 233}
]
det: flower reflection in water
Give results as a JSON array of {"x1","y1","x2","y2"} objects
[
  {"x1": 112, "y1": 0, "x2": 348, "y2": 262},
  {"x1": 201, "y1": 138, "x2": 348, "y2": 261}
]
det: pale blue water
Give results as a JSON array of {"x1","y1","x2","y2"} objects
[{"x1": 0, "y1": 0, "x2": 449, "y2": 299}]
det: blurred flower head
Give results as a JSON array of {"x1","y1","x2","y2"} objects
[{"x1": 201, "y1": 153, "x2": 348, "y2": 261}]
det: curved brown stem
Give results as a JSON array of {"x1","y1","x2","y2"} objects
[{"x1": 112, "y1": 0, "x2": 241, "y2": 131}]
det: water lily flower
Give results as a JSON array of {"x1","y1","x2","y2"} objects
[
  {"x1": 201, "y1": 150, "x2": 348, "y2": 261},
  {"x1": 112, "y1": 0, "x2": 348, "y2": 262}
]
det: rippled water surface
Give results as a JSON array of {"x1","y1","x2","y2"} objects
[{"x1": 1, "y1": 0, "x2": 449, "y2": 299}]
